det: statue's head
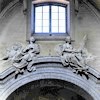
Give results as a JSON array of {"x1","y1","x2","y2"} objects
[
  {"x1": 65, "y1": 36, "x2": 71, "y2": 43},
  {"x1": 12, "y1": 43, "x2": 22, "y2": 51},
  {"x1": 30, "y1": 37, "x2": 36, "y2": 43}
]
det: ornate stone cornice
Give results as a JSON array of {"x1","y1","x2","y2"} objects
[
  {"x1": 0, "y1": 60, "x2": 100, "y2": 100},
  {"x1": 0, "y1": 56, "x2": 100, "y2": 84}
]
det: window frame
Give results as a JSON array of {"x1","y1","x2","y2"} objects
[{"x1": 31, "y1": 2, "x2": 70, "y2": 40}]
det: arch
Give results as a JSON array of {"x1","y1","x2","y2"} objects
[
  {"x1": 7, "y1": 79, "x2": 93, "y2": 100},
  {"x1": 0, "y1": 65, "x2": 100, "y2": 100},
  {"x1": 32, "y1": 0, "x2": 69, "y2": 5},
  {"x1": 0, "y1": 0, "x2": 19, "y2": 19},
  {"x1": 27, "y1": 0, "x2": 71, "y2": 40}
]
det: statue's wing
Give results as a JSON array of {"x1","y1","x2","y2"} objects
[
  {"x1": 85, "y1": 52, "x2": 96, "y2": 63},
  {"x1": 6, "y1": 47, "x2": 12, "y2": 56},
  {"x1": 35, "y1": 44, "x2": 40, "y2": 53},
  {"x1": 7, "y1": 43, "x2": 22, "y2": 59},
  {"x1": 55, "y1": 44, "x2": 63, "y2": 56},
  {"x1": 78, "y1": 35, "x2": 87, "y2": 51},
  {"x1": 77, "y1": 35, "x2": 94, "y2": 63}
]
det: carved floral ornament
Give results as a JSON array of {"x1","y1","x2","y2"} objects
[{"x1": 2, "y1": 36, "x2": 95, "y2": 79}]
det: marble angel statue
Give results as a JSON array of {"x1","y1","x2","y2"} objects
[
  {"x1": 12, "y1": 37, "x2": 40, "y2": 77},
  {"x1": 55, "y1": 35, "x2": 95, "y2": 78},
  {"x1": 2, "y1": 37, "x2": 40, "y2": 78},
  {"x1": 2, "y1": 43, "x2": 22, "y2": 62}
]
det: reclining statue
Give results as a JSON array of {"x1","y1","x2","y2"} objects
[
  {"x1": 13, "y1": 37, "x2": 40, "y2": 76},
  {"x1": 2, "y1": 37, "x2": 40, "y2": 78},
  {"x1": 61, "y1": 36, "x2": 88, "y2": 70},
  {"x1": 55, "y1": 36, "x2": 94, "y2": 78}
]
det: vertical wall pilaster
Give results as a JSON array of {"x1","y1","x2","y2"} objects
[
  {"x1": 26, "y1": 0, "x2": 32, "y2": 41},
  {"x1": 0, "y1": 0, "x2": 3, "y2": 13},
  {"x1": 70, "y1": 0, "x2": 75, "y2": 40}
]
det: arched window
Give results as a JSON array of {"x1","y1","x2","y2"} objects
[
  {"x1": 27, "y1": 0, "x2": 70, "y2": 40},
  {"x1": 35, "y1": 5, "x2": 66, "y2": 34}
]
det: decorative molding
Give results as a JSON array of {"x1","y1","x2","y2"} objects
[
  {"x1": 0, "y1": 67, "x2": 100, "y2": 100},
  {"x1": 82, "y1": 0, "x2": 100, "y2": 22},
  {"x1": 0, "y1": 0, "x2": 19, "y2": 19},
  {"x1": 32, "y1": 0, "x2": 69, "y2": 5},
  {"x1": 0, "y1": 56, "x2": 100, "y2": 83}
]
